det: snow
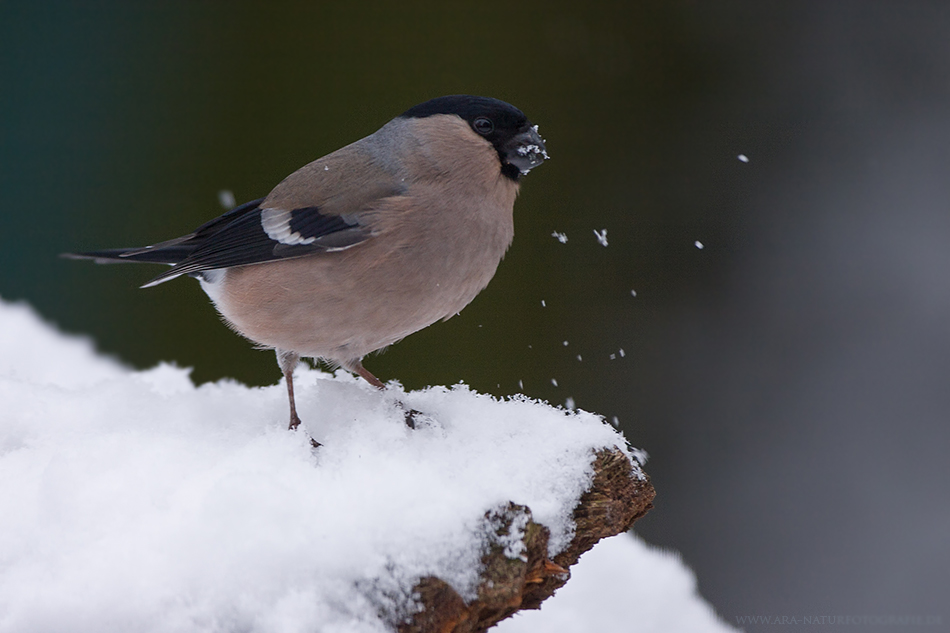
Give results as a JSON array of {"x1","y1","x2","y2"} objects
[
  {"x1": 593, "y1": 229, "x2": 608, "y2": 247},
  {"x1": 0, "y1": 297, "x2": 731, "y2": 633},
  {"x1": 737, "y1": 154, "x2": 749, "y2": 163},
  {"x1": 217, "y1": 190, "x2": 235, "y2": 209},
  {"x1": 496, "y1": 534, "x2": 736, "y2": 633},
  {"x1": 695, "y1": 240, "x2": 705, "y2": 249},
  {"x1": 551, "y1": 231, "x2": 568, "y2": 244}
]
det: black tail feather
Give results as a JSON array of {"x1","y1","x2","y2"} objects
[
  {"x1": 61, "y1": 244, "x2": 195, "y2": 266},
  {"x1": 63, "y1": 197, "x2": 267, "y2": 270}
]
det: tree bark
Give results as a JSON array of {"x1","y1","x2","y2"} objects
[{"x1": 397, "y1": 448, "x2": 655, "y2": 633}]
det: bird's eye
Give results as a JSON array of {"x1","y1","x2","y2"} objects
[{"x1": 473, "y1": 117, "x2": 494, "y2": 135}]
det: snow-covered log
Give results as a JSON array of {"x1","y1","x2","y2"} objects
[{"x1": 400, "y1": 448, "x2": 654, "y2": 633}]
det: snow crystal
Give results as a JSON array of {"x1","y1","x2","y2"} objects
[
  {"x1": 541, "y1": 300, "x2": 546, "y2": 307},
  {"x1": 551, "y1": 231, "x2": 568, "y2": 244},
  {"x1": 593, "y1": 229, "x2": 608, "y2": 247},
  {"x1": 695, "y1": 240, "x2": 704, "y2": 249},
  {"x1": 619, "y1": 348, "x2": 625, "y2": 358},
  {"x1": 517, "y1": 144, "x2": 543, "y2": 157},
  {"x1": 527, "y1": 125, "x2": 550, "y2": 161},
  {"x1": 217, "y1": 189, "x2": 236, "y2": 209},
  {"x1": 565, "y1": 397, "x2": 576, "y2": 410},
  {"x1": 737, "y1": 154, "x2": 749, "y2": 163},
  {"x1": 551, "y1": 378, "x2": 559, "y2": 387},
  {"x1": 630, "y1": 447, "x2": 649, "y2": 467},
  {"x1": 562, "y1": 341, "x2": 569, "y2": 346},
  {"x1": 631, "y1": 289, "x2": 637, "y2": 297}
]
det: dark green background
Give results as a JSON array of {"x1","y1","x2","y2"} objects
[{"x1": 3, "y1": 2, "x2": 948, "y2": 627}]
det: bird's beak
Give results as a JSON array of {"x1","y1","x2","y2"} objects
[{"x1": 501, "y1": 124, "x2": 549, "y2": 175}]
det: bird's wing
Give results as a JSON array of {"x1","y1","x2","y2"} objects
[{"x1": 139, "y1": 145, "x2": 405, "y2": 287}]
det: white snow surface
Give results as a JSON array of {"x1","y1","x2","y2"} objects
[
  {"x1": 0, "y1": 297, "x2": 731, "y2": 633},
  {"x1": 496, "y1": 534, "x2": 736, "y2": 633}
]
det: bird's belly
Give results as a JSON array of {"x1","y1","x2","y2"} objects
[{"x1": 204, "y1": 239, "x2": 504, "y2": 363}]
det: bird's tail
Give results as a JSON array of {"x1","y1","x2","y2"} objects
[
  {"x1": 61, "y1": 236, "x2": 196, "y2": 266},
  {"x1": 63, "y1": 197, "x2": 265, "y2": 286}
]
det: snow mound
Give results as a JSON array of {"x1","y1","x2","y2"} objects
[
  {"x1": 0, "y1": 297, "x2": 730, "y2": 632},
  {"x1": 496, "y1": 534, "x2": 736, "y2": 633}
]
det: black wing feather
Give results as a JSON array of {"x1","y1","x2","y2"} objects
[
  {"x1": 287, "y1": 206, "x2": 355, "y2": 238},
  {"x1": 142, "y1": 202, "x2": 367, "y2": 286}
]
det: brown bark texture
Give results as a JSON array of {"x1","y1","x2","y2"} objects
[{"x1": 395, "y1": 447, "x2": 655, "y2": 633}]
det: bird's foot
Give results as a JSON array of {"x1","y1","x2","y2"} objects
[
  {"x1": 403, "y1": 407, "x2": 425, "y2": 429},
  {"x1": 288, "y1": 412, "x2": 303, "y2": 431},
  {"x1": 393, "y1": 400, "x2": 436, "y2": 430},
  {"x1": 288, "y1": 413, "x2": 322, "y2": 448}
]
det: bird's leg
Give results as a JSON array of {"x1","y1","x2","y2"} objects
[
  {"x1": 285, "y1": 370, "x2": 302, "y2": 431},
  {"x1": 349, "y1": 359, "x2": 386, "y2": 390},
  {"x1": 274, "y1": 348, "x2": 302, "y2": 425},
  {"x1": 277, "y1": 349, "x2": 321, "y2": 448},
  {"x1": 276, "y1": 349, "x2": 302, "y2": 430}
]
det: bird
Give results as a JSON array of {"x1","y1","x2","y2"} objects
[{"x1": 65, "y1": 95, "x2": 549, "y2": 432}]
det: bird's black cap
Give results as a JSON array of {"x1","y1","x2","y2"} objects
[{"x1": 400, "y1": 95, "x2": 528, "y2": 130}]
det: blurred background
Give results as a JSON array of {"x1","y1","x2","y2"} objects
[{"x1": 2, "y1": 1, "x2": 948, "y2": 628}]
